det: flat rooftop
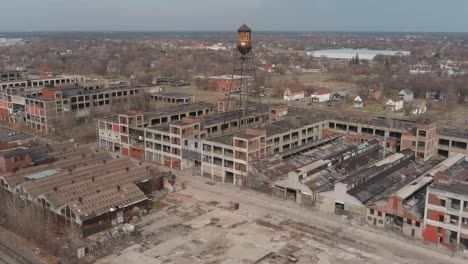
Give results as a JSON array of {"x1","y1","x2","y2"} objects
[
  {"x1": 342, "y1": 149, "x2": 413, "y2": 186},
  {"x1": 330, "y1": 115, "x2": 419, "y2": 131},
  {"x1": 201, "y1": 108, "x2": 264, "y2": 127},
  {"x1": 99, "y1": 102, "x2": 215, "y2": 123},
  {"x1": 397, "y1": 154, "x2": 455, "y2": 219},
  {"x1": 437, "y1": 128, "x2": 468, "y2": 140},
  {"x1": 348, "y1": 153, "x2": 445, "y2": 205},
  {"x1": 252, "y1": 137, "x2": 353, "y2": 182},
  {"x1": 152, "y1": 92, "x2": 193, "y2": 98},
  {"x1": 301, "y1": 140, "x2": 383, "y2": 192},
  {"x1": 444, "y1": 159, "x2": 468, "y2": 181},
  {"x1": 207, "y1": 133, "x2": 235, "y2": 145},
  {"x1": 0, "y1": 127, "x2": 35, "y2": 143},
  {"x1": 430, "y1": 181, "x2": 468, "y2": 196},
  {"x1": 143, "y1": 102, "x2": 214, "y2": 120}
]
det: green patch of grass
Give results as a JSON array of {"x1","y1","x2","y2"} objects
[
  {"x1": 365, "y1": 103, "x2": 385, "y2": 112},
  {"x1": 427, "y1": 103, "x2": 468, "y2": 121},
  {"x1": 267, "y1": 72, "x2": 332, "y2": 84},
  {"x1": 150, "y1": 200, "x2": 167, "y2": 211},
  {"x1": 298, "y1": 73, "x2": 333, "y2": 83}
]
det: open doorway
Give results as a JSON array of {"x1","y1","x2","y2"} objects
[
  {"x1": 225, "y1": 171, "x2": 234, "y2": 184},
  {"x1": 335, "y1": 202, "x2": 345, "y2": 215}
]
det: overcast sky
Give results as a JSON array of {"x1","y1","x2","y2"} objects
[{"x1": 1, "y1": 0, "x2": 467, "y2": 32}]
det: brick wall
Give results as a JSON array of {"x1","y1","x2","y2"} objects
[
  {"x1": 41, "y1": 88, "x2": 57, "y2": 100},
  {"x1": 427, "y1": 193, "x2": 441, "y2": 206}
]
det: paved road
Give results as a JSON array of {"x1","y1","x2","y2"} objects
[{"x1": 176, "y1": 172, "x2": 467, "y2": 264}]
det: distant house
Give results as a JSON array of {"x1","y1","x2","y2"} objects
[
  {"x1": 263, "y1": 64, "x2": 276, "y2": 73},
  {"x1": 41, "y1": 67, "x2": 53, "y2": 77},
  {"x1": 332, "y1": 91, "x2": 348, "y2": 102},
  {"x1": 409, "y1": 63, "x2": 432, "y2": 75},
  {"x1": 310, "y1": 88, "x2": 330, "y2": 103},
  {"x1": 440, "y1": 59, "x2": 455, "y2": 70},
  {"x1": 284, "y1": 84, "x2": 305, "y2": 101},
  {"x1": 399, "y1": 88, "x2": 414, "y2": 102},
  {"x1": 411, "y1": 99, "x2": 427, "y2": 115},
  {"x1": 442, "y1": 68, "x2": 456, "y2": 77},
  {"x1": 426, "y1": 90, "x2": 446, "y2": 102},
  {"x1": 386, "y1": 97, "x2": 404, "y2": 112},
  {"x1": 353, "y1": 95, "x2": 368, "y2": 108}
]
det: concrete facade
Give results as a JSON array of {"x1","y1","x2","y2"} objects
[{"x1": 423, "y1": 170, "x2": 468, "y2": 250}]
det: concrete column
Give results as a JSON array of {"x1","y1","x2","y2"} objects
[
  {"x1": 211, "y1": 163, "x2": 214, "y2": 181},
  {"x1": 200, "y1": 162, "x2": 204, "y2": 177},
  {"x1": 296, "y1": 190, "x2": 302, "y2": 204},
  {"x1": 221, "y1": 166, "x2": 225, "y2": 183}
]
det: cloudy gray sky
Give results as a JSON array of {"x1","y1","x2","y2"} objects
[{"x1": 1, "y1": 0, "x2": 467, "y2": 32}]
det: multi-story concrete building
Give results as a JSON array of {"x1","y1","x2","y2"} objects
[
  {"x1": 436, "y1": 129, "x2": 468, "y2": 157},
  {"x1": 0, "y1": 74, "x2": 85, "y2": 90},
  {"x1": 143, "y1": 107, "x2": 267, "y2": 170},
  {"x1": 324, "y1": 117, "x2": 439, "y2": 161},
  {"x1": 150, "y1": 92, "x2": 194, "y2": 105},
  {"x1": 97, "y1": 97, "x2": 468, "y2": 193},
  {"x1": 423, "y1": 160, "x2": 468, "y2": 250},
  {"x1": 272, "y1": 137, "x2": 379, "y2": 202},
  {"x1": 365, "y1": 153, "x2": 464, "y2": 239},
  {"x1": 201, "y1": 108, "x2": 326, "y2": 186},
  {"x1": 0, "y1": 71, "x2": 25, "y2": 82},
  {"x1": 22, "y1": 84, "x2": 146, "y2": 132},
  {"x1": 97, "y1": 102, "x2": 216, "y2": 160}
]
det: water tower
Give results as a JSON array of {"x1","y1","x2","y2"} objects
[{"x1": 223, "y1": 24, "x2": 264, "y2": 132}]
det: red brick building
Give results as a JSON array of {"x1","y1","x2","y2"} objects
[
  {"x1": 208, "y1": 75, "x2": 252, "y2": 92},
  {"x1": 0, "y1": 148, "x2": 32, "y2": 173},
  {"x1": 422, "y1": 161, "x2": 468, "y2": 250}
]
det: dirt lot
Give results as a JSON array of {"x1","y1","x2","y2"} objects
[
  {"x1": 0, "y1": 226, "x2": 56, "y2": 264},
  {"x1": 96, "y1": 172, "x2": 467, "y2": 264}
]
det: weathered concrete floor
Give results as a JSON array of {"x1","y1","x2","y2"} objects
[{"x1": 97, "y1": 173, "x2": 467, "y2": 264}]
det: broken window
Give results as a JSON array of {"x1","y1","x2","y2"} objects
[
  {"x1": 449, "y1": 215, "x2": 459, "y2": 225},
  {"x1": 438, "y1": 215, "x2": 444, "y2": 222},
  {"x1": 451, "y1": 199, "x2": 461, "y2": 210},
  {"x1": 446, "y1": 230, "x2": 458, "y2": 244}
]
